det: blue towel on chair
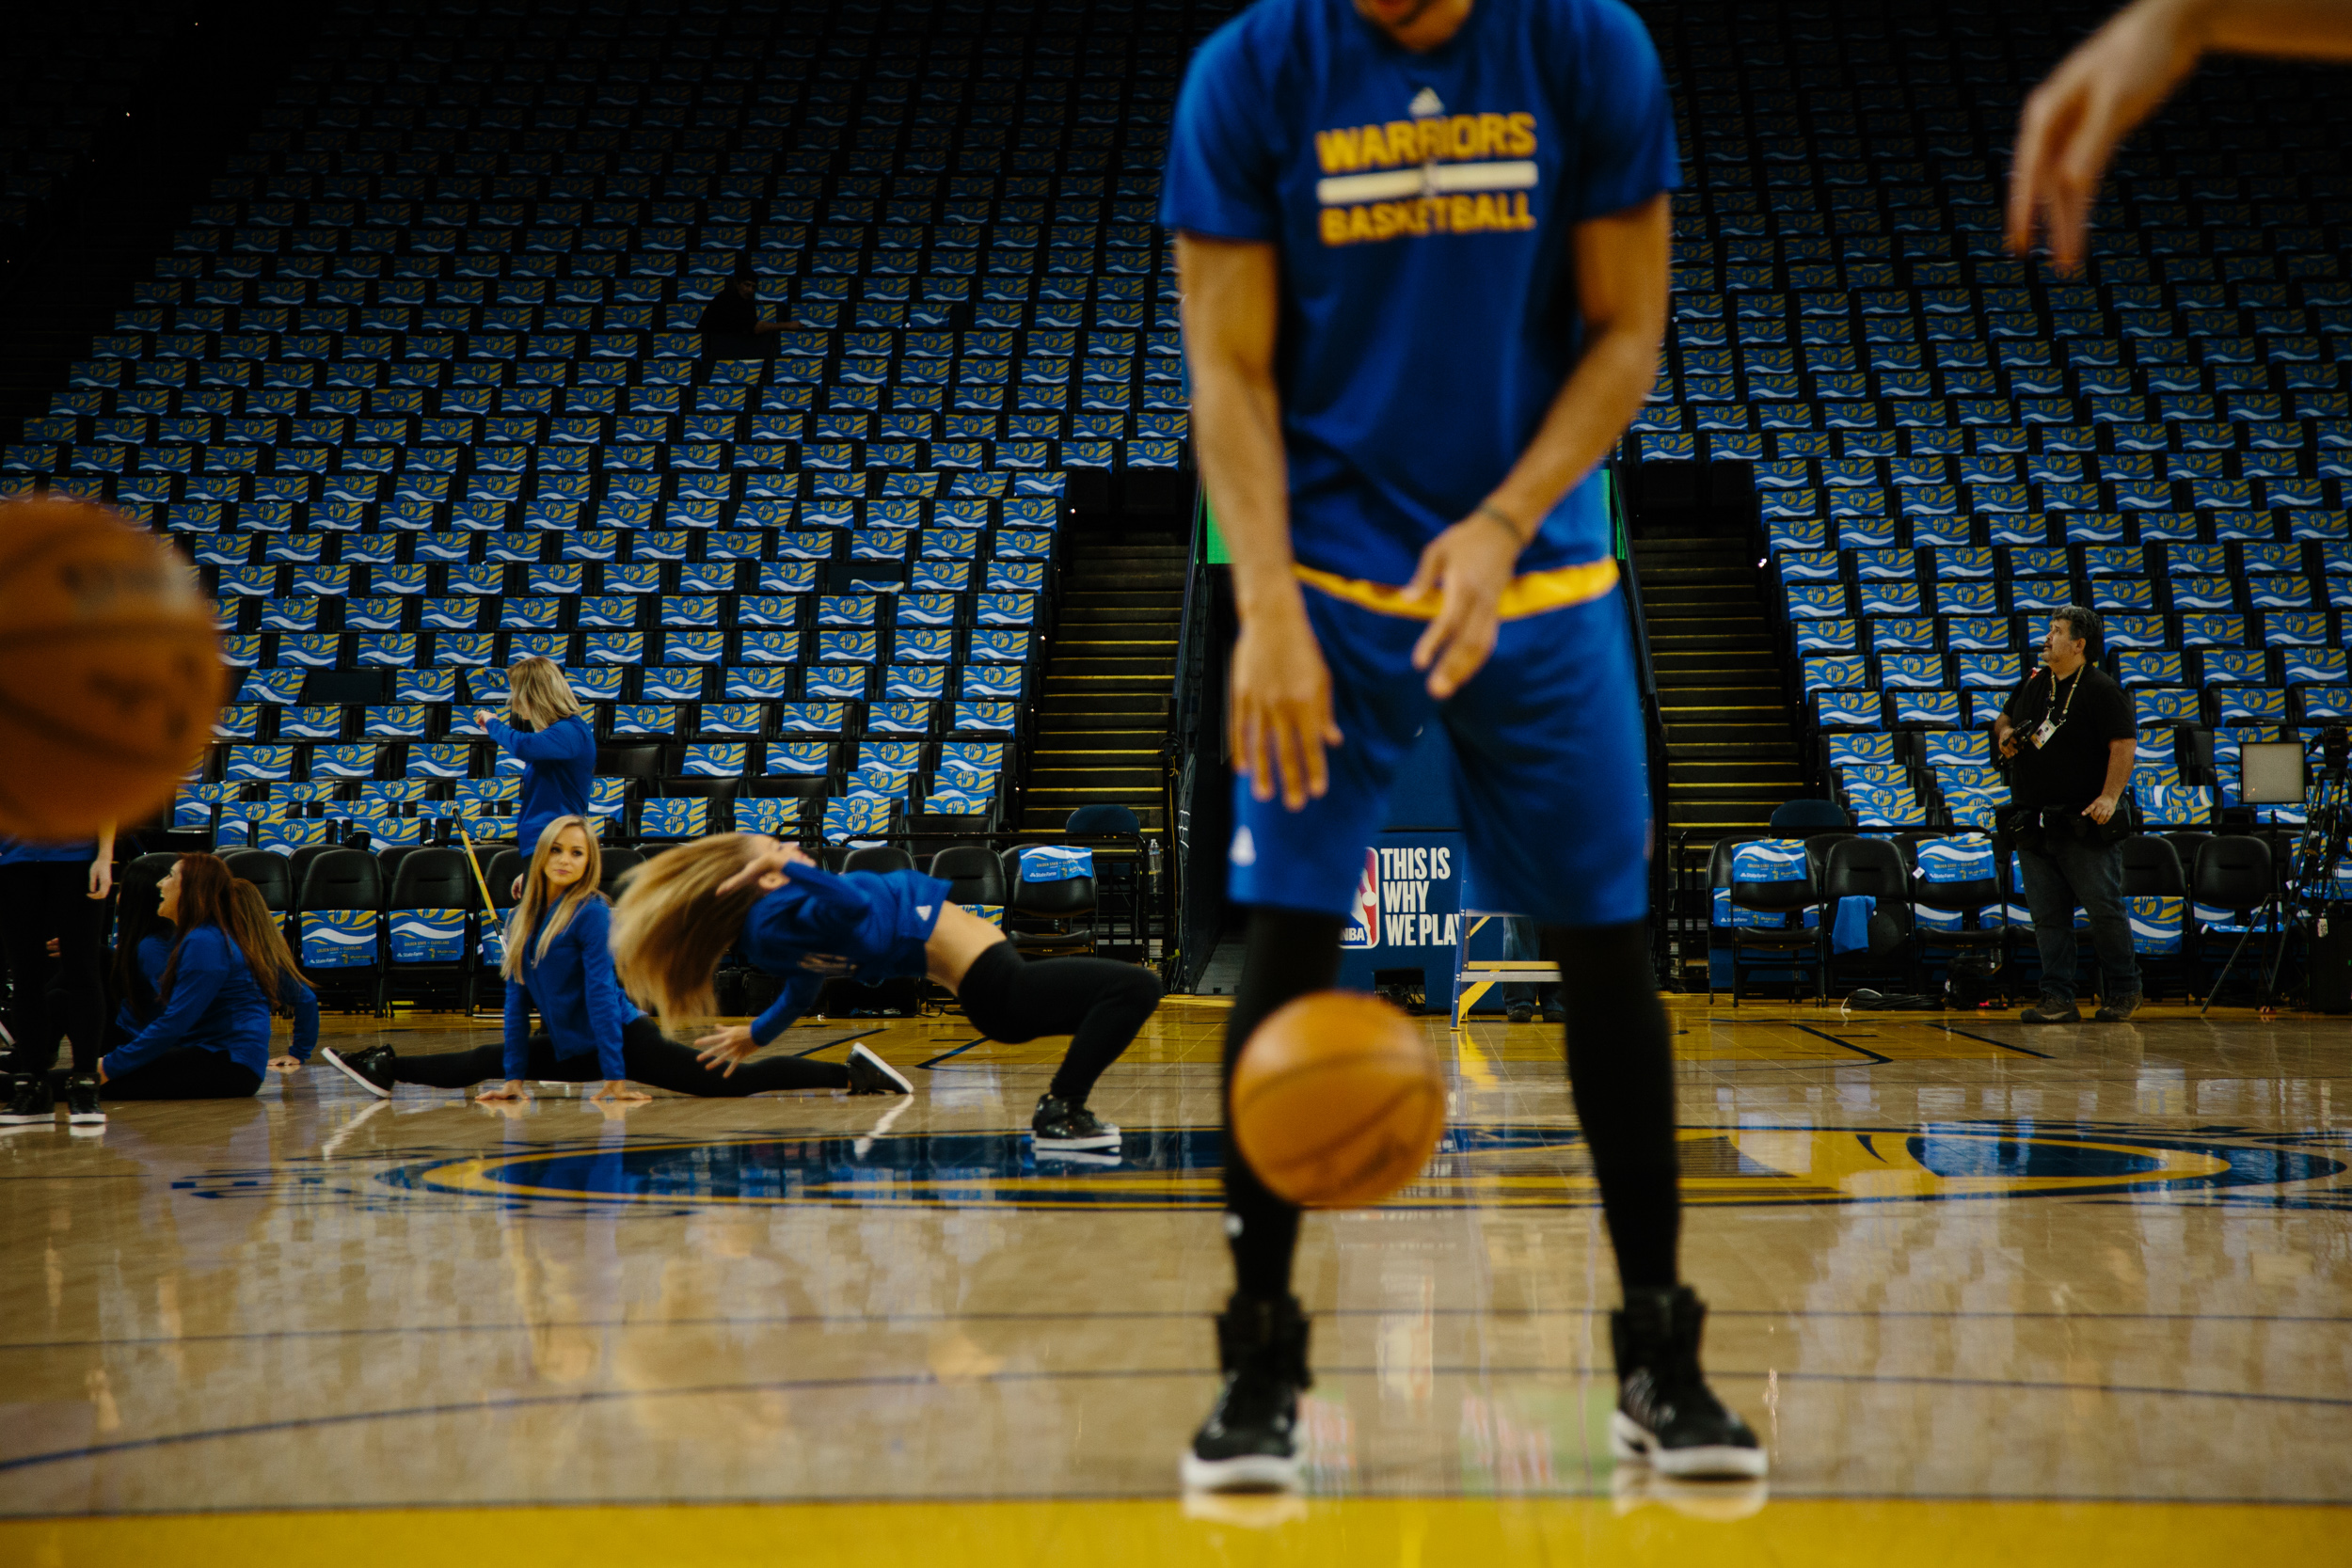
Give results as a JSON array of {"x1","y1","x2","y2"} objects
[{"x1": 1833, "y1": 895, "x2": 1877, "y2": 955}]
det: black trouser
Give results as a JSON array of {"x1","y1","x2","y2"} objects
[
  {"x1": 955, "y1": 942, "x2": 1162, "y2": 1103},
  {"x1": 1219, "y1": 910, "x2": 1680, "y2": 1300},
  {"x1": 0, "y1": 862, "x2": 107, "y2": 1078},
  {"x1": 102, "y1": 1048, "x2": 263, "y2": 1101},
  {"x1": 390, "y1": 1014, "x2": 854, "y2": 1095}
]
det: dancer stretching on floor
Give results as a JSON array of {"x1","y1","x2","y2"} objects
[
  {"x1": 86, "y1": 855, "x2": 318, "y2": 1102},
  {"x1": 606, "y1": 833, "x2": 1162, "y2": 1150},
  {"x1": 324, "y1": 817, "x2": 908, "y2": 1101}
]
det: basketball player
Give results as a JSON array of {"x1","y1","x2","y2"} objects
[
  {"x1": 605, "y1": 834, "x2": 1162, "y2": 1150},
  {"x1": 1164, "y1": 0, "x2": 1763, "y2": 1489}
]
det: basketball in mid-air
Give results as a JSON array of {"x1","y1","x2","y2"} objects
[
  {"x1": 0, "y1": 495, "x2": 224, "y2": 840},
  {"x1": 1230, "y1": 990, "x2": 1448, "y2": 1208}
]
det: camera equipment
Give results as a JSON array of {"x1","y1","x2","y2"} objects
[{"x1": 2207, "y1": 729, "x2": 2352, "y2": 1013}]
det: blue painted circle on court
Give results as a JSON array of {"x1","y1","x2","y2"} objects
[{"x1": 389, "y1": 1123, "x2": 2346, "y2": 1211}]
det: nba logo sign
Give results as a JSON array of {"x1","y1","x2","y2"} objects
[{"x1": 1342, "y1": 848, "x2": 1378, "y2": 948}]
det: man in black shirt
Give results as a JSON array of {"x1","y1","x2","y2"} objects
[
  {"x1": 1994, "y1": 605, "x2": 2141, "y2": 1022},
  {"x1": 698, "y1": 265, "x2": 787, "y2": 360}
]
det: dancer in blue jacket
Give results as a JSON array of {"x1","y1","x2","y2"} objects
[
  {"x1": 608, "y1": 833, "x2": 1162, "y2": 1150},
  {"x1": 95, "y1": 855, "x2": 318, "y2": 1103},
  {"x1": 324, "y1": 817, "x2": 908, "y2": 1101},
  {"x1": 476, "y1": 655, "x2": 596, "y2": 866}
]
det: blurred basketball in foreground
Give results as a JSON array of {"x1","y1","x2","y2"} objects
[
  {"x1": 0, "y1": 495, "x2": 223, "y2": 839},
  {"x1": 1231, "y1": 990, "x2": 1447, "y2": 1208}
]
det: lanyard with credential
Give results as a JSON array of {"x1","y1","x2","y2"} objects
[{"x1": 2030, "y1": 666, "x2": 2081, "y2": 744}]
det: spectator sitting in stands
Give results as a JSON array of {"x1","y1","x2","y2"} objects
[{"x1": 699, "y1": 264, "x2": 790, "y2": 360}]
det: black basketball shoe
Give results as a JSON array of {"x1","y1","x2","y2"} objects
[
  {"x1": 845, "y1": 1042, "x2": 913, "y2": 1095},
  {"x1": 322, "y1": 1045, "x2": 396, "y2": 1099},
  {"x1": 64, "y1": 1077, "x2": 103, "y2": 1129},
  {"x1": 0, "y1": 1074, "x2": 53, "y2": 1127},
  {"x1": 1182, "y1": 1293, "x2": 1311, "y2": 1493},
  {"x1": 1610, "y1": 1285, "x2": 1768, "y2": 1480},
  {"x1": 1031, "y1": 1093, "x2": 1120, "y2": 1151}
]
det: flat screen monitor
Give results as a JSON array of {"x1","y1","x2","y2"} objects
[{"x1": 2239, "y1": 741, "x2": 2307, "y2": 805}]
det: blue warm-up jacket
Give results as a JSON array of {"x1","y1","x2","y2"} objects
[
  {"x1": 103, "y1": 925, "x2": 320, "y2": 1079},
  {"x1": 485, "y1": 714, "x2": 596, "y2": 853},
  {"x1": 501, "y1": 894, "x2": 636, "y2": 1082},
  {"x1": 743, "y1": 863, "x2": 950, "y2": 1045}
]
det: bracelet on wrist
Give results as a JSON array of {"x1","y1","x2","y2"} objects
[{"x1": 1474, "y1": 501, "x2": 1529, "y2": 546}]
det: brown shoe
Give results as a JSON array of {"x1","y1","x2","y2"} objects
[
  {"x1": 2092, "y1": 992, "x2": 2141, "y2": 1022},
  {"x1": 2020, "y1": 997, "x2": 2081, "y2": 1023}
]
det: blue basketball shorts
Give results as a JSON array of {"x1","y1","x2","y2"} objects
[{"x1": 1226, "y1": 564, "x2": 1651, "y2": 929}]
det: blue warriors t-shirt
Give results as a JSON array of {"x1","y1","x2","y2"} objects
[{"x1": 1161, "y1": 0, "x2": 1679, "y2": 586}]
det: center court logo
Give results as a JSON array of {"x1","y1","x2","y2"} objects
[{"x1": 389, "y1": 1125, "x2": 2344, "y2": 1213}]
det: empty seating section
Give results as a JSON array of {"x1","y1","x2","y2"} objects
[
  {"x1": 3, "y1": 0, "x2": 1222, "y2": 854},
  {"x1": 1652, "y1": 0, "x2": 2351, "y2": 996}
]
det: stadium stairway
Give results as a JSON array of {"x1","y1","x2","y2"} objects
[
  {"x1": 1019, "y1": 529, "x2": 1184, "y2": 836},
  {"x1": 1634, "y1": 531, "x2": 1809, "y2": 845}
]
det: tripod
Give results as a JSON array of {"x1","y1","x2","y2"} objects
[{"x1": 2263, "y1": 763, "x2": 2352, "y2": 1008}]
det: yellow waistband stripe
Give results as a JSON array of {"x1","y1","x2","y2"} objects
[{"x1": 1294, "y1": 558, "x2": 1619, "y2": 621}]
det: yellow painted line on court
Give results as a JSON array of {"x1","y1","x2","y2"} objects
[{"x1": 2, "y1": 1497, "x2": 2339, "y2": 1567}]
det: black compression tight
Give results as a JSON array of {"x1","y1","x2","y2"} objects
[
  {"x1": 1221, "y1": 909, "x2": 1682, "y2": 1300},
  {"x1": 956, "y1": 942, "x2": 1162, "y2": 1103},
  {"x1": 391, "y1": 1014, "x2": 853, "y2": 1095}
]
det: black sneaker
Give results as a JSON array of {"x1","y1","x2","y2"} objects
[
  {"x1": 845, "y1": 1041, "x2": 912, "y2": 1096},
  {"x1": 1181, "y1": 1293, "x2": 1311, "y2": 1492},
  {"x1": 1504, "y1": 1001, "x2": 1535, "y2": 1024},
  {"x1": 2020, "y1": 997, "x2": 2081, "y2": 1023},
  {"x1": 0, "y1": 1074, "x2": 54, "y2": 1127},
  {"x1": 322, "y1": 1045, "x2": 395, "y2": 1099},
  {"x1": 2093, "y1": 991, "x2": 2142, "y2": 1022},
  {"x1": 1032, "y1": 1092, "x2": 1120, "y2": 1151},
  {"x1": 64, "y1": 1078, "x2": 103, "y2": 1129},
  {"x1": 1610, "y1": 1286, "x2": 1768, "y2": 1480}
]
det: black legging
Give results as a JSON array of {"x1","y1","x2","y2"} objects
[
  {"x1": 391, "y1": 1014, "x2": 855, "y2": 1095},
  {"x1": 955, "y1": 942, "x2": 1162, "y2": 1103},
  {"x1": 102, "y1": 1047, "x2": 263, "y2": 1101},
  {"x1": 0, "y1": 861, "x2": 106, "y2": 1077},
  {"x1": 1219, "y1": 910, "x2": 1681, "y2": 1300}
]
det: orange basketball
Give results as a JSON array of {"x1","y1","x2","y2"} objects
[
  {"x1": 0, "y1": 495, "x2": 224, "y2": 840},
  {"x1": 1231, "y1": 990, "x2": 1448, "y2": 1208}
]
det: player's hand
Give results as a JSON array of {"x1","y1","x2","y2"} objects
[
  {"x1": 476, "y1": 1080, "x2": 531, "y2": 1101},
  {"x1": 473, "y1": 708, "x2": 497, "y2": 729},
  {"x1": 1403, "y1": 513, "x2": 1522, "y2": 700},
  {"x1": 2083, "y1": 794, "x2": 2120, "y2": 825},
  {"x1": 696, "y1": 1024, "x2": 758, "y2": 1076},
  {"x1": 1228, "y1": 591, "x2": 1343, "y2": 812},
  {"x1": 592, "y1": 1080, "x2": 651, "y2": 1103},
  {"x1": 2007, "y1": 0, "x2": 2204, "y2": 274},
  {"x1": 269, "y1": 1054, "x2": 302, "y2": 1073},
  {"x1": 87, "y1": 859, "x2": 112, "y2": 900}
]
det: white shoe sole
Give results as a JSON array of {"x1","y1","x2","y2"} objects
[
  {"x1": 1180, "y1": 1449, "x2": 1301, "y2": 1493},
  {"x1": 848, "y1": 1042, "x2": 913, "y2": 1095},
  {"x1": 1033, "y1": 1128, "x2": 1121, "y2": 1151},
  {"x1": 66, "y1": 1110, "x2": 104, "y2": 1126},
  {"x1": 0, "y1": 1114, "x2": 53, "y2": 1127},
  {"x1": 321, "y1": 1048, "x2": 393, "y2": 1100},
  {"x1": 1610, "y1": 1411, "x2": 1769, "y2": 1479}
]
